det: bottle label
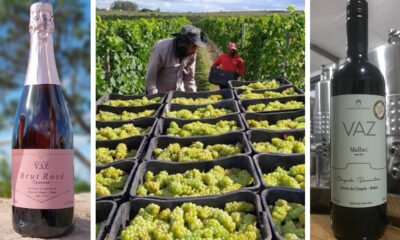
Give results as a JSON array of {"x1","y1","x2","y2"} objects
[
  {"x1": 12, "y1": 149, "x2": 74, "y2": 209},
  {"x1": 331, "y1": 95, "x2": 387, "y2": 208}
]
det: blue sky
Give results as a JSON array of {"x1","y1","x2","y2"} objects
[{"x1": 96, "y1": 0, "x2": 305, "y2": 12}]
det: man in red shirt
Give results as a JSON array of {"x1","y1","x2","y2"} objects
[{"x1": 210, "y1": 42, "x2": 245, "y2": 88}]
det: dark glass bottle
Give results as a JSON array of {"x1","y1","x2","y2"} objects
[
  {"x1": 330, "y1": 0, "x2": 387, "y2": 239},
  {"x1": 11, "y1": 2, "x2": 74, "y2": 238}
]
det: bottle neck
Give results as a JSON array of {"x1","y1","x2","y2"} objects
[
  {"x1": 346, "y1": 2, "x2": 368, "y2": 61},
  {"x1": 24, "y1": 31, "x2": 60, "y2": 85}
]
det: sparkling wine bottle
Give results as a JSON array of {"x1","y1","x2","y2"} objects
[
  {"x1": 11, "y1": 2, "x2": 74, "y2": 238},
  {"x1": 330, "y1": 0, "x2": 387, "y2": 239}
]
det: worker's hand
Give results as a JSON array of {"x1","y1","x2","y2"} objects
[{"x1": 147, "y1": 87, "x2": 158, "y2": 94}]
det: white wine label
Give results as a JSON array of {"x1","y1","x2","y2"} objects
[{"x1": 331, "y1": 95, "x2": 387, "y2": 208}]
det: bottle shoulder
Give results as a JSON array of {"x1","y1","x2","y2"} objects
[
  {"x1": 333, "y1": 60, "x2": 384, "y2": 81},
  {"x1": 12, "y1": 85, "x2": 73, "y2": 149},
  {"x1": 331, "y1": 60, "x2": 385, "y2": 96}
]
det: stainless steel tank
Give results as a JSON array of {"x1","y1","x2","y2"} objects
[
  {"x1": 312, "y1": 65, "x2": 334, "y2": 188},
  {"x1": 369, "y1": 28, "x2": 400, "y2": 194},
  {"x1": 311, "y1": 65, "x2": 335, "y2": 213}
]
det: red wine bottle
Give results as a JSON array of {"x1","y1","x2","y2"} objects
[
  {"x1": 331, "y1": 0, "x2": 387, "y2": 239},
  {"x1": 11, "y1": 2, "x2": 74, "y2": 238}
]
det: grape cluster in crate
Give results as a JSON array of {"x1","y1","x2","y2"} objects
[{"x1": 96, "y1": 78, "x2": 305, "y2": 240}]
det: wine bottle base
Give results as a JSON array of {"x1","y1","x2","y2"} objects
[
  {"x1": 13, "y1": 221, "x2": 74, "y2": 238},
  {"x1": 331, "y1": 203, "x2": 387, "y2": 240},
  {"x1": 12, "y1": 206, "x2": 74, "y2": 238},
  {"x1": 334, "y1": 232, "x2": 384, "y2": 240}
]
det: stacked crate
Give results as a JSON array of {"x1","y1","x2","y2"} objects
[{"x1": 95, "y1": 78, "x2": 305, "y2": 240}]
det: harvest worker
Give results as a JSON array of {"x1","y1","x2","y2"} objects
[
  {"x1": 145, "y1": 25, "x2": 208, "y2": 94},
  {"x1": 210, "y1": 42, "x2": 245, "y2": 88}
]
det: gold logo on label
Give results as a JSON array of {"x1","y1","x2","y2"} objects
[{"x1": 373, "y1": 100, "x2": 385, "y2": 120}]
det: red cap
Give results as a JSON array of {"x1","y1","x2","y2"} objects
[{"x1": 228, "y1": 42, "x2": 237, "y2": 50}]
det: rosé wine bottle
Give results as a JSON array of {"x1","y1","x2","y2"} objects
[{"x1": 11, "y1": 2, "x2": 74, "y2": 238}]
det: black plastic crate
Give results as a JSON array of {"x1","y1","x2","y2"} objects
[
  {"x1": 166, "y1": 89, "x2": 234, "y2": 104},
  {"x1": 97, "y1": 92, "x2": 167, "y2": 106},
  {"x1": 154, "y1": 114, "x2": 246, "y2": 137},
  {"x1": 261, "y1": 189, "x2": 305, "y2": 240},
  {"x1": 108, "y1": 191, "x2": 272, "y2": 240},
  {"x1": 228, "y1": 77, "x2": 292, "y2": 90},
  {"x1": 235, "y1": 85, "x2": 304, "y2": 100},
  {"x1": 96, "y1": 103, "x2": 164, "y2": 122},
  {"x1": 96, "y1": 136, "x2": 147, "y2": 167},
  {"x1": 96, "y1": 201, "x2": 117, "y2": 240},
  {"x1": 253, "y1": 154, "x2": 305, "y2": 191},
  {"x1": 239, "y1": 96, "x2": 305, "y2": 113},
  {"x1": 242, "y1": 110, "x2": 305, "y2": 132},
  {"x1": 247, "y1": 130, "x2": 305, "y2": 156},
  {"x1": 161, "y1": 100, "x2": 240, "y2": 120},
  {"x1": 96, "y1": 117, "x2": 158, "y2": 142},
  {"x1": 130, "y1": 155, "x2": 261, "y2": 199},
  {"x1": 96, "y1": 161, "x2": 137, "y2": 203},
  {"x1": 144, "y1": 132, "x2": 252, "y2": 161}
]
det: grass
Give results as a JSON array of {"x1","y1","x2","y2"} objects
[{"x1": 0, "y1": 159, "x2": 10, "y2": 198}]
